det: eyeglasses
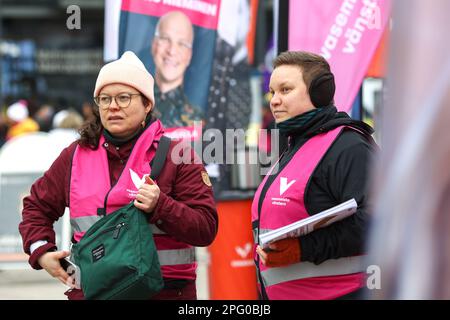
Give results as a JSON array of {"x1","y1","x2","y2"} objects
[
  {"x1": 94, "y1": 93, "x2": 142, "y2": 110},
  {"x1": 155, "y1": 34, "x2": 192, "y2": 51}
]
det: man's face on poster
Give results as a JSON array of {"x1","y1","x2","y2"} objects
[{"x1": 152, "y1": 12, "x2": 194, "y2": 90}]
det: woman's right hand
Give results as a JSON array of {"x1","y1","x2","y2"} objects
[{"x1": 38, "y1": 250, "x2": 74, "y2": 287}]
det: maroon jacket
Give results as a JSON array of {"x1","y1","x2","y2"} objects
[{"x1": 19, "y1": 135, "x2": 218, "y2": 299}]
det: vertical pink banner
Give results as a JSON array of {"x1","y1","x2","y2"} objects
[{"x1": 288, "y1": 0, "x2": 391, "y2": 112}]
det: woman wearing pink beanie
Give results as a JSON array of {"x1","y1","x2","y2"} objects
[{"x1": 19, "y1": 51, "x2": 218, "y2": 300}]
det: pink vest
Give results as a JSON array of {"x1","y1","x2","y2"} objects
[
  {"x1": 70, "y1": 120, "x2": 196, "y2": 280},
  {"x1": 251, "y1": 126, "x2": 365, "y2": 300}
]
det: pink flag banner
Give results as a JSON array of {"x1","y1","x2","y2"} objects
[{"x1": 288, "y1": 0, "x2": 391, "y2": 112}]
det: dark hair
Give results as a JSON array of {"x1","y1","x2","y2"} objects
[
  {"x1": 78, "y1": 95, "x2": 151, "y2": 149},
  {"x1": 274, "y1": 51, "x2": 331, "y2": 91}
]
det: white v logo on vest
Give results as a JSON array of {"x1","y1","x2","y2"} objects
[
  {"x1": 280, "y1": 177, "x2": 296, "y2": 196},
  {"x1": 129, "y1": 169, "x2": 146, "y2": 190}
]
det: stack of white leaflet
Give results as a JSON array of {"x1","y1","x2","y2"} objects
[{"x1": 259, "y1": 198, "x2": 357, "y2": 248}]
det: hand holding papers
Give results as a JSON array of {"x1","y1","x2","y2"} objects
[{"x1": 259, "y1": 198, "x2": 357, "y2": 249}]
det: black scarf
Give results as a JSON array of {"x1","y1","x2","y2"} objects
[
  {"x1": 276, "y1": 106, "x2": 374, "y2": 140},
  {"x1": 103, "y1": 113, "x2": 155, "y2": 147},
  {"x1": 276, "y1": 108, "x2": 324, "y2": 137}
]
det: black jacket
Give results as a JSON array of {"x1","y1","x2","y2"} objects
[{"x1": 259, "y1": 107, "x2": 376, "y2": 264}]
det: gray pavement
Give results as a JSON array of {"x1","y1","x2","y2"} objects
[
  {"x1": 0, "y1": 247, "x2": 210, "y2": 300},
  {"x1": 0, "y1": 268, "x2": 67, "y2": 300}
]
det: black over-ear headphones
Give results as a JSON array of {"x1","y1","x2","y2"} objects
[{"x1": 308, "y1": 72, "x2": 336, "y2": 108}]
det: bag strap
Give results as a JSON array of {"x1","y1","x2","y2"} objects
[{"x1": 149, "y1": 135, "x2": 171, "y2": 180}]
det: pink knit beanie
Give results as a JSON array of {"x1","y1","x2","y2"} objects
[{"x1": 93, "y1": 51, "x2": 155, "y2": 107}]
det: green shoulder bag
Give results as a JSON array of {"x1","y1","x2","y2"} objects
[{"x1": 71, "y1": 136, "x2": 171, "y2": 300}]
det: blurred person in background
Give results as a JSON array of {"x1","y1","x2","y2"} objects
[
  {"x1": 252, "y1": 51, "x2": 377, "y2": 300},
  {"x1": 48, "y1": 109, "x2": 84, "y2": 150},
  {"x1": 0, "y1": 112, "x2": 8, "y2": 148},
  {"x1": 18, "y1": 51, "x2": 218, "y2": 300},
  {"x1": 81, "y1": 101, "x2": 95, "y2": 122},
  {"x1": 5, "y1": 100, "x2": 39, "y2": 140},
  {"x1": 368, "y1": 0, "x2": 450, "y2": 299},
  {"x1": 34, "y1": 104, "x2": 55, "y2": 133},
  {"x1": 151, "y1": 11, "x2": 202, "y2": 128},
  {"x1": 57, "y1": 110, "x2": 84, "y2": 130}
]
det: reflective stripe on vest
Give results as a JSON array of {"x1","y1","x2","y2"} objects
[
  {"x1": 70, "y1": 216, "x2": 166, "y2": 235},
  {"x1": 252, "y1": 227, "x2": 271, "y2": 244},
  {"x1": 252, "y1": 228, "x2": 278, "y2": 245},
  {"x1": 261, "y1": 256, "x2": 366, "y2": 287},
  {"x1": 70, "y1": 218, "x2": 194, "y2": 266},
  {"x1": 158, "y1": 248, "x2": 195, "y2": 266}
]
